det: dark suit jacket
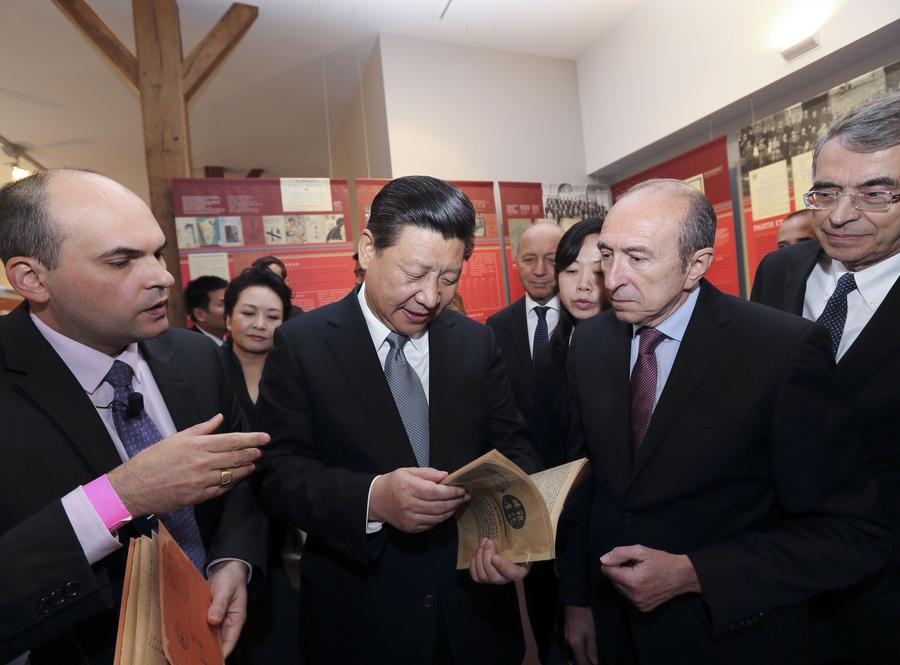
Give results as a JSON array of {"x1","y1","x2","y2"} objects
[
  {"x1": 558, "y1": 281, "x2": 890, "y2": 665},
  {"x1": 751, "y1": 240, "x2": 900, "y2": 563},
  {"x1": 486, "y1": 297, "x2": 534, "y2": 425},
  {"x1": 532, "y1": 334, "x2": 575, "y2": 469},
  {"x1": 256, "y1": 291, "x2": 541, "y2": 664},
  {"x1": 0, "y1": 304, "x2": 265, "y2": 665}
]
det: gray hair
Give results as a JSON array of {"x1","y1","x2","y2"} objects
[
  {"x1": 624, "y1": 178, "x2": 717, "y2": 267},
  {"x1": 813, "y1": 89, "x2": 900, "y2": 174},
  {"x1": 0, "y1": 171, "x2": 64, "y2": 269}
]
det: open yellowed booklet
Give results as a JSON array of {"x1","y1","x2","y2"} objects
[
  {"x1": 114, "y1": 524, "x2": 224, "y2": 665},
  {"x1": 442, "y1": 450, "x2": 590, "y2": 569}
]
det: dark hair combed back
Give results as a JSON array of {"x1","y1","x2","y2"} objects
[
  {"x1": 626, "y1": 179, "x2": 716, "y2": 267},
  {"x1": 184, "y1": 275, "x2": 229, "y2": 319},
  {"x1": 368, "y1": 176, "x2": 476, "y2": 259},
  {"x1": 0, "y1": 171, "x2": 64, "y2": 269},
  {"x1": 813, "y1": 89, "x2": 900, "y2": 173},
  {"x1": 250, "y1": 255, "x2": 288, "y2": 278},
  {"x1": 224, "y1": 267, "x2": 293, "y2": 317}
]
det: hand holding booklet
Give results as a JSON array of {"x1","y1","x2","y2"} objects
[
  {"x1": 441, "y1": 450, "x2": 590, "y2": 569},
  {"x1": 114, "y1": 523, "x2": 224, "y2": 665}
]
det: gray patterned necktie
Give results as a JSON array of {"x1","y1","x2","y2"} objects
[
  {"x1": 384, "y1": 332, "x2": 430, "y2": 467},
  {"x1": 816, "y1": 272, "x2": 857, "y2": 357},
  {"x1": 104, "y1": 360, "x2": 207, "y2": 572}
]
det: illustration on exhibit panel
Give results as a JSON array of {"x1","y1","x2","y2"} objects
[
  {"x1": 262, "y1": 215, "x2": 346, "y2": 244},
  {"x1": 175, "y1": 216, "x2": 244, "y2": 248}
]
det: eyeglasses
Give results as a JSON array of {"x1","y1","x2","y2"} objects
[{"x1": 803, "y1": 189, "x2": 900, "y2": 212}]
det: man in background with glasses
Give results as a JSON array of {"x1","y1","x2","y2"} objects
[{"x1": 752, "y1": 89, "x2": 900, "y2": 664}]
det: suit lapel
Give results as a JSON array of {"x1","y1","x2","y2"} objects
[
  {"x1": 427, "y1": 313, "x2": 462, "y2": 471},
  {"x1": 2, "y1": 304, "x2": 121, "y2": 476},
  {"x1": 630, "y1": 283, "x2": 729, "y2": 487},
  {"x1": 141, "y1": 334, "x2": 204, "y2": 430},
  {"x1": 325, "y1": 293, "x2": 418, "y2": 468},
  {"x1": 509, "y1": 298, "x2": 533, "y2": 369},
  {"x1": 838, "y1": 270, "x2": 900, "y2": 386},
  {"x1": 783, "y1": 243, "x2": 822, "y2": 315},
  {"x1": 604, "y1": 318, "x2": 635, "y2": 493}
]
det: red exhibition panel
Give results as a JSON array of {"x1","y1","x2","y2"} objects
[
  {"x1": 353, "y1": 178, "x2": 508, "y2": 321},
  {"x1": 498, "y1": 181, "x2": 545, "y2": 304},
  {"x1": 741, "y1": 196, "x2": 797, "y2": 288},
  {"x1": 611, "y1": 137, "x2": 741, "y2": 297},
  {"x1": 172, "y1": 178, "x2": 354, "y2": 312},
  {"x1": 354, "y1": 178, "x2": 390, "y2": 229}
]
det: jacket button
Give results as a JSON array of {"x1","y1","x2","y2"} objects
[
  {"x1": 423, "y1": 594, "x2": 435, "y2": 608},
  {"x1": 49, "y1": 590, "x2": 64, "y2": 607},
  {"x1": 64, "y1": 582, "x2": 80, "y2": 598},
  {"x1": 35, "y1": 597, "x2": 50, "y2": 615},
  {"x1": 623, "y1": 513, "x2": 633, "y2": 525}
]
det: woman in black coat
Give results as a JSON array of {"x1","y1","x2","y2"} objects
[
  {"x1": 532, "y1": 216, "x2": 607, "y2": 467},
  {"x1": 221, "y1": 267, "x2": 301, "y2": 665}
]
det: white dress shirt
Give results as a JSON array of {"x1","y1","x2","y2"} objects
[
  {"x1": 803, "y1": 252, "x2": 900, "y2": 361},
  {"x1": 33, "y1": 314, "x2": 250, "y2": 578},
  {"x1": 194, "y1": 325, "x2": 225, "y2": 347},
  {"x1": 629, "y1": 287, "x2": 701, "y2": 410},
  {"x1": 32, "y1": 313, "x2": 177, "y2": 565},
  {"x1": 525, "y1": 293, "x2": 561, "y2": 357},
  {"x1": 358, "y1": 283, "x2": 430, "y2": 533}
]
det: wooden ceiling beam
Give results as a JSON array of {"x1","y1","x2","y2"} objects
[
  {"x1": 51, "y1": 0, "x2": 139, "y2": 91},
  {"x1": 182, "y1": 3, "x2": 258, "y2": 103}
]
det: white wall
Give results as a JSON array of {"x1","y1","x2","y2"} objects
[
  {"x1": 332, "y1": 38, "x2": 391, "y2": 179},
  {"x1": 379, "y1": 34, "x2": 588, "y2": 184},
  {"x1": 577, "y1": 0, "x2": 900, "y2": 175}
]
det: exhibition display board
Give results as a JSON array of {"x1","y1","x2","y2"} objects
[
  {"x1": 611, "y1": 137, "x2": 741, "y2": 297},
  {"x1": 738, "y1": 60, "x2": 900, "y2": 286},
  {"x1": 355, "y1": 178, "x2": 508, "y2": 323},
  {"x1": 171, "y1": 177, "x2": 357, "y2": 310},
  {"x1": 498, "y1": 181, "x2": 546, "y2": 303}
]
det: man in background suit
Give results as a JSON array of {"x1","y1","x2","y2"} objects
[
  {"x1": 560, "y1": 179, "x2": 889, "y2": 665},
  {"x1": 184, "y1": 274, "x2": 229, "y2": 346},
  {"x1": 775, "y1": 209, "x2": 815, "y2": 249},
  {"x1": 0, "y1": 170, "x2": 268, "y2": 664},
  {"x1": 257, "y1": 175, "x2": 541, "y2": 664},
  {"x1": 752, "y1": 90, "x2": 900, "y2": 664},
  {"x1": 487, "y1": 221, "x2": 563, "y2": 431}
]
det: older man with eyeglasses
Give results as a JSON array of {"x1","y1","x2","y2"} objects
[{"x1": 752, "y1": 89, "x2": 900, "y2": 664}]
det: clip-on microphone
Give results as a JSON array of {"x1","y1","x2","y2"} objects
[{"x1": 125, "y1": 392, "x2": 144, "y2": 418}]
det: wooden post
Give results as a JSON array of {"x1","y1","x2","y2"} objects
[
  {"x1": 52, "y1": 0, "x2": 258, "y2": 328},
  {"x1": 132, "y1": 0, "x2": 191, "y2": 327}
]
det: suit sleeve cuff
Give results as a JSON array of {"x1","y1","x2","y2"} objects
[{"x1": 207, "y1": 558, "x2": 253, "y2": 584}]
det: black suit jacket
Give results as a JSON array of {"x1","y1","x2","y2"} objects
[
  {"x1": 752, "y1": 241, "x2": 900, "y2": 563},
  {"x1": 559, "y1": 281, "x2": 890, "y2": 665},
  {"x1": 0, "y1": 304, "x2": 265, "y2": 665},
  {"x1": 256, "y1": 290, "x2": 540, "y2": 664},
  {"x1": 486, "y1": 297, "x2": 534, "y2": 425}
]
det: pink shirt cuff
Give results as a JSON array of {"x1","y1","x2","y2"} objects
[{"x1": 83, "y1": 475, "x2": 132, "y2": 533}]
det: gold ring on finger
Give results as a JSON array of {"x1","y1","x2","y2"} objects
[{"x1": 219, "y1": 468, "x2": 233, "y2": 487}]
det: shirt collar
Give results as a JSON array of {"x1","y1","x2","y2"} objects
[
  {"x1": 194, "y1": 325, "x2": 225, "y2": 346},
  {"x1": 30, "y1": 312, "x2": 143, "y2": 394},
  {"x1": 525, "y1": 293, "x2": 560, "y2": 313},
  {"x1": 819, "y1": 252, "x2": 900, "y2": 312},
  {"x1": 631, "y1": 285, "x2": 701, "y2": 343},
  {"x1": 357, "y1": 283, "x2": 428, "y2": 354}
]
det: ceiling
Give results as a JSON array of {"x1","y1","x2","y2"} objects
[{"x1": 0, "y1": 0, "x2": 635, "y2": 199}]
